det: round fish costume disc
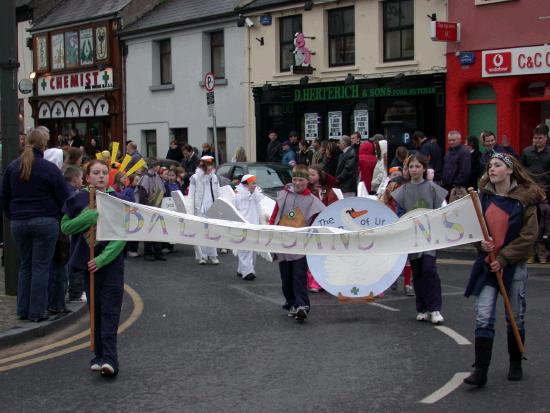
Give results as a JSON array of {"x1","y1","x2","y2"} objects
[{"x1": 307, "y1": 197, "x2": 407, "y2": 298}]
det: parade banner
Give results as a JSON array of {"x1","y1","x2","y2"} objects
[{"x1": 96, "y1": 192, "x2": 483, "y2": 256}]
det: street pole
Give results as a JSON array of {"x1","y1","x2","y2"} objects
[
  {"x1": 212, "y1": 114, "x2": 219, "y2": 168},
  {"x1": 0, "y1": 0, "x2": 20, "y2": 296}
]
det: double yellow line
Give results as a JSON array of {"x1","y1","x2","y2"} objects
[{"x1": 0, "y1": 284, "x2": 143, "y2": 373}]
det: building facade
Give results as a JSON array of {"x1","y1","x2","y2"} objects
[
  {"x1": 446, "y1": 0, "x2": 550, "y2": 151},
  {"x1": 238, "y1": 0, "x2": 448, "y2": 161},
  {"x1": 29, "y1": 0, "x2": 160, "y2": 151},
  {"x1": 121, "y1": 0, "x2": 247, "y2": 163}
]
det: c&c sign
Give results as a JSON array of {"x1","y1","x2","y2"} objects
[{"x1": 482, "y1": 45, "x2": 550, "y2": 77}]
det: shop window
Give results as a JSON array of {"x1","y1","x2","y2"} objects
[
  {"x1": 159, "y1": 39, "x2": 172, "y2": 85},
  {"x1": 279, "y1": 15, "x2": 302, "y2": 72},
  {"x1": 210, "y1": 31, "x2": 225, "y2": 79},
  {"x1": 383, "y1": 0, "x2": 414, "y2": 62},
  {"x1": 208, "y1": 127, "x2": 227, "y2": 164},
  {"x1": 467, "y1": 85, "x2": 497, "y2": 138},
  {"x1": 328, "y1": 7, "x2": 355, "y2": 67},
  {"x1": 520, "y1": 82, "x2": 550, "y2": 98},
  {"x1": 143, "y1": 130, "x2": 157, "y2": 158}
]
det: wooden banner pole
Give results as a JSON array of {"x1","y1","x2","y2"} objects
[
  {"x1": 468, "y1": 189, "x2": 525, "y2": 354},
  {"x1": 88, "y1": 186, "x2": 96, "y2": 352}
]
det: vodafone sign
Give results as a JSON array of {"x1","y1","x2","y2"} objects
[{"x1": 482, "y1": 45, "x2": 550, "y2": 77}]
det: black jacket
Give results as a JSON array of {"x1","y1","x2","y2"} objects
[
  {"x1": 520, "y1": 145, "x2": 550, "y2": 189},
  {"x1": 336, "y1": 147, "x2": 357, "y2": 193},
  {"x1": 266, "y1": 140, "x2": 283, "y2": 162},
  {"x1": 182, "y1": 153, "x2": 199, "y2": 175}
]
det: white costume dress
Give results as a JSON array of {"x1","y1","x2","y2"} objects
[
  {"x1": 233, "y1": 183, "x2": 264, "y2": 277},
  {"x1": 188, "y1": 168, "x2": 220, "y2": 261}
]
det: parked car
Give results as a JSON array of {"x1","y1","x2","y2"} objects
[{"x1": 216, "y1": 162, "x2": 292, "y2": 199}]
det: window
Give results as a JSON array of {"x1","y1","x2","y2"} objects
[
  {"x1": 383, "y1": 0, "x2": 414, "y2": 62},
  {"x1": 279, "y1": 15, "x2": 302, "y2": 72},
  {"x1": 467, "y1": 86, "x2": 497, "y2": 138},
  {"x1": 328, "y1": 7, "x2": 355, "y2": 67},
  {"x1": 143, "y1": 130, "x2": 157, "y2": 157},
  {"x1": 210, "y1": 31, "x2": 225, "y2": 79},
  {"x1": 159, "y1": 39, "x2": 172, "y2": 85},
  {"x1": 170, "y1": 128, "x2": 188, "y2": 146}
]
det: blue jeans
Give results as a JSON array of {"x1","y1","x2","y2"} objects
[
  {"x1": 11, "y1": 217, "x2": 59, "y2": 320},
  {"x1": 474, "y1": 263, "x2": 527, "y2": 339}
]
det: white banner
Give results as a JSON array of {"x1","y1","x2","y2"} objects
[{"x1": 97, "y1": 192, "x2": 483, "y2": 256}]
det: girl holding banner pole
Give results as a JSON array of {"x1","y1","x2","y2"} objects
[
  {"x1": 463, "y1": 153, "x2": 545, "y2": 387},
  {"x1": 391, "y1": 154, "x2": 448, "y2": 324},
  {"x1": 61, "y1": 160, "x2": 127, "y2": 377}
]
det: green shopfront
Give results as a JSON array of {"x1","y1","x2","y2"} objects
[{"x1": 253, "y1": 74, "x2": 445, "y2": 161}]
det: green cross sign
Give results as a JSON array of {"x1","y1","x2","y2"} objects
[
  {"x1": 102, "y1": 71, "x2": 110, "y2": 84},
  {"x1": 351, "y1": 287, "x2": 360, "y2": 296},
  {"x1": 41, "y1": 78, "x2": 47, "y2": 91}
]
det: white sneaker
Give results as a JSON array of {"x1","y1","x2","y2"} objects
[
  {"x1": 430, "y1": 311, "x2": 444, "y2": 324},
  {"x1": 209, "y1": 257, "x2": 220, "y2": 265},
  {"x1": 100, "y1": 363, "x2": 116, "y2": 377},
  {"x1": 80, "y1": 292, "x2": 87, "y2": 303},
  {"x1": 128, "y1": 251, "x2": 140, "y2": 258},
  {"x1": 198, "y1": 258, "x2": 207, "y2": 265},
  {"x1": 90, "y1": 363, "x2": 101, "y2": 372},
  {"x1": 416, "y1": 312, "x2": 429, "y2": 321}
]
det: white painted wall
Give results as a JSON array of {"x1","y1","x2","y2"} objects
[{"x1": 125, "y1": 22, "x2": 247, "y2": 163}]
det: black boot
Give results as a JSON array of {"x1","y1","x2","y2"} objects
[
  {"x1": 507, "y1": 331, "x2": 525, "y2": 381},
  {"x1": 464, "y1": 337, "x2": 493, "y2": 387}
]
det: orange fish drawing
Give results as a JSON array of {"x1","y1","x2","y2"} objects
[{"x1": 345, "y1": 208, "x2": 368, "y2": 219}]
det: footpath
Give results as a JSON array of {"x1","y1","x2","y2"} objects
[{"x1": 0, "y1": 265, "x2": 86, "y2": 350}]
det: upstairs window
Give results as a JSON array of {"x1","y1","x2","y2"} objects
[
  {"x1": 383, "y1": 0, "x2": 414, "y2": 62},
  {"x1": 328, "y1": 7, "x2": 355, "y2": 67},
  {"x1": 211, "y1": 31, "x2": 225, "y2": 79},
  {"x1": 279, "y1": 15, "x2": 302, "y2": 72},
  {"x1": 159, "y1": 39, "x2": 172, "y2": 84}
]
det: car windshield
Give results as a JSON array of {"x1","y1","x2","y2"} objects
[{"x1": 248, "y1": 166, "x2": 292, "y2": 189}]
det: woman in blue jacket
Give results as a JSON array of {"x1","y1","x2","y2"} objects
[{"x1": 1, "y1": 127, "x2": 70, "y2": 322}]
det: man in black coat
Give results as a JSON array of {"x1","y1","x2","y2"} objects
[
  {"x1": 266, "y1": 131, "x2": 283, "y2": 162},
  {"x1": 442, "y1": 131, "x2": 471, "y2": 190},
  {"x1": 182, "y1": 144, "x2": 199, "y2": 175},
  {"x1": 336, "y1": 135, "x2": 357, "y2": 196},
  {"x1": 412, "y1": 130, "x2": 442, "y2": 182}
]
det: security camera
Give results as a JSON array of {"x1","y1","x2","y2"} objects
[{"x1": 245, "y1": 17, "x2": 254, "y2": 28}]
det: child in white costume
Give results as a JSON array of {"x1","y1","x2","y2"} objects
[{"x1": 233, "y1": 174, "x2": 265, "y2": 280}]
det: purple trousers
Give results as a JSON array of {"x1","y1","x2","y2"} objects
[{"x1": 410, "y1": 255, "x2": 442, "y2": 312}]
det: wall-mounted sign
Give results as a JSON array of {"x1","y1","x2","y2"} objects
[
  {"x1": 482, "y1": 44, "x2": 550, "y2": 77},
  {"x1": 18, "y1": 79, "x2": 33, "y2": 95},
  {"x1": 96, "y1": 26, "x2": 108, "y2": 60},
  {"x1": 328, "y1": 111, "x2": 342, "y2": 140},
  {"x1": 304, "y1": 113, "x2": 319, "y2": 140},
  {"x1": 459, "y1": 51, "x2": 476, "y2": 66},
  {"x1": 79, "y1": 28, "x2": 94, "y2": 65},
  {"x1": 260, "y1": 14, "x2": 272, "y2": 25},
  {"x1": 294, "y1": 85, "x2": 437, "y2": 102},
  {"x1": 37, "y1": 68, "x2": 114, "y2": 96},
  {"x1": 291, "y1": 32, "x2": 314, "y2": 75},
  {"x1": 64, "y1": 31, "x2": 79, "y2": 68},
  {"x1": 430, "y1": 21, "x2": 461, "y2": 42},
  {"x1": 36, "y1": 36, "x2": 48, "y2": 71},
  {"x1": 353, "y1": 110, "x2": 369, "y2": 139},
  {"x1": 51, "y1": 33, "x2": 65, "y2": 70}
]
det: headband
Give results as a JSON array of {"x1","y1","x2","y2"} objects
[
  {"x1": 491, "y1": 152, "x2": 513, "y2": 169},
  {"x1": 241, "y1": 174, "x2": 256, "y2": 184},
  {"x1": 292, "y1": 169, "x2": 310, "y2": 180},
  {"x1": 389, "y1": 166, "x2": 402, "y2": 174}
]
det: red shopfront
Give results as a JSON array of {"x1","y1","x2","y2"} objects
[{"x1": 446, "y1": 44, "x2": 550, "y2": 152}]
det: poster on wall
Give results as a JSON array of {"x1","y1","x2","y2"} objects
[
  {"x1": 328, "y1": 111, "x2": 342, "y2": 140},
  {"x1": 96, "y1": 26, "x2": 108, "y2": 60},
  {"x1": 79, "y1": 28, "x2": 94, "y2": 65},
  {"x1": 51, "y1": 34, "x2": 65, "y2": 70},
  {"x1": 354, "y1": 110, "x2": 369, "y2": 139},
  {"x1": 64, "y1": 31, "x2": 79, "y2": 68},
  {"x1": 36, "y1": 36, "x2": 48, "y2": 71},
  {"x1": 304, "y1": 113, "x2": 319, "y2": 140}
]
